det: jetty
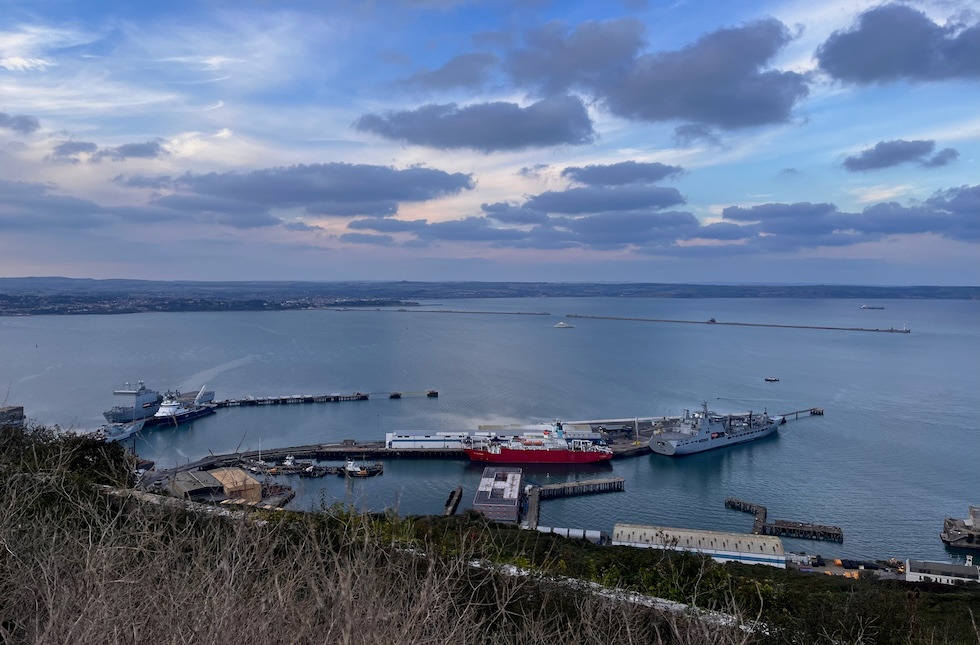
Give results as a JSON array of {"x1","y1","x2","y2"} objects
[
  {"x1": 524, "y1": 477, "x2": 625, "y2": 530},
  {"x1": 725, "y1": 498, "x2": 843, "y2": 542},
  {"x1": 212, "y1": 389, "x2": 437, "y2": 408},
  {"x1": 566, "y1": 314, "x2": 910, "y2": 334}
]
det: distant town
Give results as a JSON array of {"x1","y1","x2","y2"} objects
[{"x1": 0, "y1": 277, "x2": 977, "y2": 316}]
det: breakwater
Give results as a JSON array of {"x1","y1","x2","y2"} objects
[{"x1": 566, "y1": 314, "x2": 910, "y2": 334}]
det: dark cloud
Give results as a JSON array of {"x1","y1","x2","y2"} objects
[
  {"x1": 339, "y1": 232, "x2": 396, "y2": 246},
  {"x1": 347, "y1": 217, "x2": 427, "y2": 232},
  {"x1": 51, "y1": 141, "x2": 98, "y2": 158},
  {"x1": 561, "y1": 210, "x2": 699, "y2": 245},
  {"x1": 93, "y1": 140, "x2": 169, "y2": 162},
  {"x1": 525, "y1": 185, "x2": 685, "y2": 214},
  {"x1": 560, "y1": 161, "x2": 682, "y2": 186},
  {"x1": 123, "y1": 163, "x2": 474, "y2": 218},
  {"x1": 922, "y1": 147, "x2": 959, "y2": 168},
  {"x1": 690, "y1": 221, "x2": 757, "y2": 241},
  {"x1": 415, "y1": 216, "x2": 529, "y2": 242},
  {"x1": 517, "y1": 164, "x2": 549, "y2": 179},
  {"x1": 817, "y1": 4, "x2": 980, "y2": 84},
  {"x1": 401, "y1": 52, "x2": 498, "y2": 90},
  {"x1": 605, "y1": 19, "x2": 809, "y2": 128},
  {"x1": 0, "y1": 180, "x2": 111, "y2": 230},
  {"x1": 843, "y1": 139, "x2": 959, "y2": 171},
  {"x1": 480, "y1": 202, "x2": 549, "y2": 225},
  {"x1": 114, "y1": 174, "x2": 174, "y2": 189},
  {"x1": 151, "y1": 194, "x2": 281, "y2": 229},
  {"x1": 506, "y1": 19, "x2": 647, "y2": 94},
  {"x1": 0, "y1": 112, "x2": 41, "y2": 135},
  {"x1": 779, "y1": 167, "x2": 801, "y2": 176},
  {"x1": 673, "y1": 124, "x2": 723, "y2": 147},
  {"x1": 283, "y1": 221, "x2": 323, "y2": 232},
  {"x1": 354, "y1": 95, "x2": 595, "y2": 152}
]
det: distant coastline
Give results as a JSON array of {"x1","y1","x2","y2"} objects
[{"x1": 0, "y1": 277, "x2": 977, "y2": 316}]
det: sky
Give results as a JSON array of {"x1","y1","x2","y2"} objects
[{"x1": 0, "y1": 0, "x2": 978, "y2": 285}]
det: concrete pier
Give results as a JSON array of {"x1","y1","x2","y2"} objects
[
  {"x1": 725, "y1": 497, "x2": 843, "y2": 542},
  {"x1": 524, "y1": 477, "x2": 625, "y2": 530},
  {"x1": 566, "y1": 313, "x2": 910, "y2": 334}
]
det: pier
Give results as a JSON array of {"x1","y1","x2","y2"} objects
[
  {"x1": 725, "y1": 498, "x2": 843, "y2": 542},
  {"x1": 444, "y1": 486, "x2": 463, "y2": 516},
  {"x1": 524, "y1": 477, "x2": 625, "y2": 530},
  {"x1": 566, "y1": 314, "x2": 910, "y2": 334},
  {"x1": 212, "y1": 389, "x2": 438, "y2": 408}
]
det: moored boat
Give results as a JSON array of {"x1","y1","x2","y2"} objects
[
  {"x1": 649, "y1": 402, "x2": 782, "y2": 456},
  {"x1": 341, "y1": 458, "x2": 384, "y2": 477},
  {"x1": 103, "y1": 381, "x2": 163, "y2": 423},
  {"x1": 96, "y1": 418, "x2": 146, "y2": 442},
  {"x1": 143, "y1": 385, "x2": 216, "y2": 427},
  {"x1": 553, "y1": 321, "x2": 575, "y2": 328},
  {"x1": 463, "y1": 421, "x2": 612, "y2": 464}
]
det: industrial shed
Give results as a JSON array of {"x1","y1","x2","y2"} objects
[
  {"x1": 210, "y1": 467, "x2": 262, "y2": 503},
  {"x1": 612, "y1": 523, "x2": 787, "y2": 568}
]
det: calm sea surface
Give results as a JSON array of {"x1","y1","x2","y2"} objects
[{"x1": 3, "y1": 297, "x2": 978, "y2": 562}]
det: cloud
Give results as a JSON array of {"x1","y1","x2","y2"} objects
[
  {"x1": 560, "y1": 161, "x2": 682, "y2": 186},
  {"x1": 93, "y1": 140, "x2": 170, "y2": 162},
  {"x1": 283, "y1": 221, "x2": 323, "y2": 232},
  {"x1": 525, "y1": 184, "x2": 685, "y2": 214},
  {"x1": 843, "y1": 139, "x2": 960, "y2": 171},
  {"x1": 347, "y1": 217, "x2": 427, "y2": 232},
  {"x1": 52, "y1": 140, "x2": 99, "y2": 157},
  {"x1": 517, "y1": 164, "x2": 549, "y2": 179},
  {"x1": 0, "y1": 112, "x2": 41, "y2": 135},
  {"x1": 400, "y1": 52, "x2": 498, "y2": 90},
  {"x1": 605, "y1": 19, "x2": 809, "y2": 128},
  {"x1": 415, "y1": 216, "x2": 529, "y2": 242},
  {"x1": 560, "y1": 210, "x2": 700, "y2": 245},
  {"x1": 816, "y1": 4, "x2": 980, "y2": 84},
  {"x1": 506, "y1": 19, "x2": 647, "y2": 94},
  {"x1": 0, "y1": 180, "x2": 111, "y2": 231},
  {"x1": 480, "y1": 202, "x2": 549, "y2": 225},
  {"x1": 673, "y1": 123, "x2": 722, "y2": 147},
  {"x1": 83, "y1": 163, "x2": 471, "y2": 233},
  {"x1": 354, "y1": 95, "x2": 596, "y2": 152},
  {"x1": 339, "y1": 232, "x2": 396, "y2": 246}
]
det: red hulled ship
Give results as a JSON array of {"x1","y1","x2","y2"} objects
[{"x1": 462, "y1": 421, "x2": 613, "y2": 464}]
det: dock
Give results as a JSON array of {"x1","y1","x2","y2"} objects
[
  {"x1": 444, "y1": 486, "x2": 463, "y2": 516},
  {"x1": 725, "y1": 498, "x2": 843, "y2": 542},
  {"x1": 566, "y1": 314, "x2": 910, "y2": 334},
  {"x1": 524, "y1": 477, "x2": 625, "y2": 530},
  {"x1": 213, "y1": 389, "x2": 437, "y2": 408}
]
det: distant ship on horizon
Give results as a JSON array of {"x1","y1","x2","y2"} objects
[{"x1": 860, "y1": 305, "x2": 885, "y2": 310}]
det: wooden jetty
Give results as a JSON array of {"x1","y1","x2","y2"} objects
[
  {"x1": 566, "y1": 314, "x2": 910, "y2": 334},
  {"x1": 524, "y1": 477, "x2": 625, "y2": 530},
  {"x1": 725, "y1": 497, "x2": 843, "y2": 542},
  {"x1": 213, "y1": 389, "x2": 437, "y2": 408}
]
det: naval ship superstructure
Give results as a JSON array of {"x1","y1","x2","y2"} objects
[
  {"x1": 649, "y1": 402, "x2": 782, "y2": 456},
  {"x1": 103, "y1": 381, "x2": 163, "y2": 423}
]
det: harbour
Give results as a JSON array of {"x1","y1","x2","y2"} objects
[{"x1": 3, "y1": 297, "x2": 977, "y2": 563}]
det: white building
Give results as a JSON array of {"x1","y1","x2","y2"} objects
[
  {"x1": 613, "y1": 523, "x2": 787, "y2": 568},
  {"x1": 905, "y1": 557, "x2": 980, "y2": 585}
]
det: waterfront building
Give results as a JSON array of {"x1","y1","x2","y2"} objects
[
  {"x1": 612, "y1": 523, "x2": 787, "y2": 568},
  {"x1": 905, "y1": 558, "x2": 980, "y2": 585},
  {"x1": 473, "y1": 467, "x2": 526, "y2": 523}
]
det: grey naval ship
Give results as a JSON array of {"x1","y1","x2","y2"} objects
[
  {"x1": 649, "y1": 402, "x2": 783, "y2": 456},
  {"x1": 103, "y1": 381, "x2": 163, "y2": 423}
]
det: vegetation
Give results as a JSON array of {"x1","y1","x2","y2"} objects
[{"x1": 2, "y1": 424, "x2": 978, "y2": 644}]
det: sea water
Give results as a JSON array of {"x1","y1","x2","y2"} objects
[{"x1": 2, "y1": 297, "x2": 977, "y2": 562}]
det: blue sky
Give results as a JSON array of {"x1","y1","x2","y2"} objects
[{"x1": 0, "y1": 0, "x2": 978, "y2": 284}]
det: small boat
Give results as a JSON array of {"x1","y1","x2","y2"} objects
[
  {"x1": 553, "y1": 321, "x2": 575, "y2": 328},
  {"x1": 341, "y1": 458, "x2": 384, "y2": 478},
  {"x1": 764, "y1": 377, "x2": 780, "y2": 382},
  {"x1": 860, "y1": 305, "x2": 885, "y2": 310},
  {"x1": 97, "y1": 419, "x2": 146, "y2": 442}
]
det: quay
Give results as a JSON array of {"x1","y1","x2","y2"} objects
[
  {"x1": 212, "y1": 389, "x2": 438, "y2": 408},
  {"x1": 524, "y1": 477, "x2": 625, "y2": 530},
  {"x1": 566, "y1": 313, "x2": 910, "y2": 334},
  {"x1": 725, "y1": 497, "x2": 843, "y2": 542}
]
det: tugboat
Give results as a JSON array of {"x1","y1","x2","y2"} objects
[{"x1": 143, "y1": 385, "x2": 216, "y2": 427}]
